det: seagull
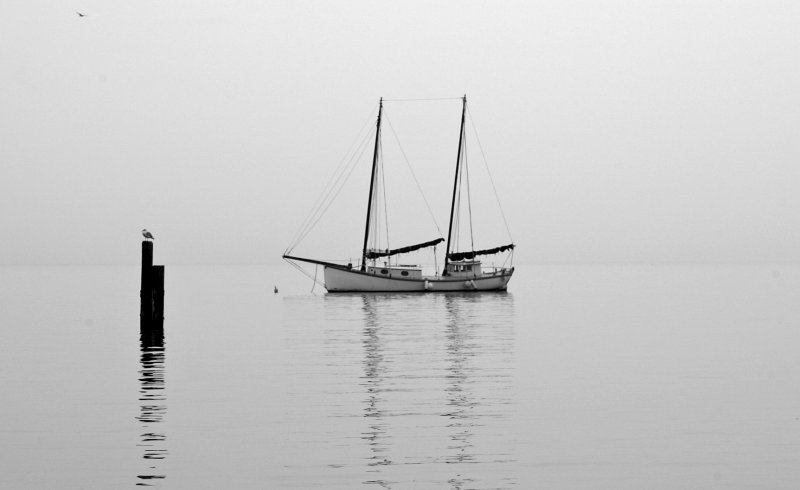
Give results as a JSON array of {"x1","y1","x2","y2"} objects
[
  {"x1": 274, "y1": 286, "x2": 279, "y2": 294},
  {"x1": 142, "y1": 229, "x2": 155, "y2": 241},
  {"x1": 76, "y1": 11, "x2": 86, "y2": 17}
]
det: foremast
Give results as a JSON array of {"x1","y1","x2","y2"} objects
[
  {"x1": 443, "y1": 95, "x2": 467, "y2": 275},
  {"x1": 361, "y1": 98, "x2": 383, "y2": 271}
]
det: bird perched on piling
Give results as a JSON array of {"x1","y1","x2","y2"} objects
[{"x1": 142, "y1": 229, "x2": 154, "y2": 241}]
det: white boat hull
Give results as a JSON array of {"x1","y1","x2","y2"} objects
[{"x1": 323, "y1": 266, "x2": 513, "y2": 292}]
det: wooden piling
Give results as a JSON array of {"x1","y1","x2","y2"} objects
[
  {"x1": 140, "y1": 241, "x2": 164, "y2": 331},
  {"x1": 151, "y1": 266, "x2": 165, "y2": 322}
]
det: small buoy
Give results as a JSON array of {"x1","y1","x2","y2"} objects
[
  {"x1": 274, "y1": 286, "x2": 278, "y2": 294},
  {"x1": 424, "y1": 280, "x2": 431, "y2": 291}
]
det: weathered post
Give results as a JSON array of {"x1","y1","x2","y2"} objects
[
  {"x1": 151, "y1": 265, "x2": 165, "y2": 323},
  {"x1": 140, "y1": 240, "x2": 153, "y2": 318},
  {"x1": 140, "y1": 240, "x2": 164, "y2": 332}
]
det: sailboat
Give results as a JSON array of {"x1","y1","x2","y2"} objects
[{"x1": 283, "y1": 96, "x2": 515, "y2": 292}]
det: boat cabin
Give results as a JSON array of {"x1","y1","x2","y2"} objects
[
  {"x1": 367, "y1": 265, "x2": 422, "y2": 280},
  {"x1": 445, "y1": 260, "x2": 482, "y2": 277}
]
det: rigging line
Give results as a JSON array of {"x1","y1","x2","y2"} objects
[
  {"x1": 466, "y1": 105, "x2": 514, "y2": 242},
  {"x1": 283, "y1": 258, "x2": 326, "y2": 290},
  {"x1": 379, "y1": 139, "x2": 390, "y2": 259},
  {"x1": 292, "y1": 129, "x2": 375, "y2": 249},
  {"x1": 291, "y1": 132, "x2": 369, "y2": 249},
  {"x1": 287, "y1": 131, "x2": 371, "y2": 254},
  {"x1": 286, "y1": 103, "x2": 379, "y2": 253},
  {"x1": 459, "y1": 151, "x2": 470, "y2": 252},
  {"x1": 499, "y1": 248, "x2": 513, "y2": 268},
  {"x1": 369, "y1": 139, "x2": 382, "y2": 263},
  {"x1": 382, "y1": 97, "x2": 463, "y2": 102},
  {"x1": 291, "y1": 124, "x2": 376, "y2": 251},
  {"x1": 378, "y1": 141, "x2": 383, "y2": 252},
  {"x1": 291, "y1": 131, "x2": 372, "y2": 251},
  {"x1": 384, "y1": 115, "x2": 445, "y2": 238},
  {"x1": 287, "y1": 115, "x2": 371, "y2": 253},
  {"x1": 450, "y1": 103, "x2": 467, "y2": 257},
  {"x1": 370, "y1": 140, "x2": 381, "y2": 256},
  {"x1": 463, "y1": 141, "x2": 475, "y2": 253},
  {"x1": 452, "y1": 175, "x2": 461, "y2": 253}
]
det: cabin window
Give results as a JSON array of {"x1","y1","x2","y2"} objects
[
  {"x1": 401, "y1": 271, "x2": 409, "y2": 277},
  {"x1": 465, "y1": 265, "x2": 472, "y2": 271},
  {"x1": 380, "y1": 269, "x2": 388, "y2": 275}
]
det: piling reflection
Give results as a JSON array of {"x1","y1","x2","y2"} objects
[{"x1": 136, "y1": 327, "x2": 167, "y2": 486}]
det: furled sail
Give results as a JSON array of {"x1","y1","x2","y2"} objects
[
  {"x1": 366, "y1": 238, "x2": 444, "y2": 259},
  {"x1": 447, "y1": 244, "x2": 515, "y2": 261}
]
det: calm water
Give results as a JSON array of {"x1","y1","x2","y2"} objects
[{"x1": 0, "y1": 264, "x2": 798, "y2": 488}]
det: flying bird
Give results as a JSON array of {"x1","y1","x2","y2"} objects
[
  {"x1": 142, "y1": 229, "x2": 154, "y2": 240},
  {"x1": 76, "y1": 11, "x2": 86, "y2": 17}
]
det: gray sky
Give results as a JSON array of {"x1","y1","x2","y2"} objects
[{"x1": 2, "y1": 1, "x2": 798, "y2": 265}]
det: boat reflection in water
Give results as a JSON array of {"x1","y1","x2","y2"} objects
[
  {"x1": 443, "y1": 293, "x2": 479, "y2": 469},
  {"x1": 358, "y1": 292, "x2": 515, "y2": 489},
  {"x1": 136, "y1": 327, "x2": 167, "y2": 486},
  {"x1": 361, "y1": 297, "x2": 393, "y2": 481}
]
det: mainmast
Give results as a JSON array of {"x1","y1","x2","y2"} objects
[
  {"x1": 443, "y1": 95, "x2": 467, "y2": 275},
  {"x1": 361, "y1": 98, "x2": 383, "y2": 271}
]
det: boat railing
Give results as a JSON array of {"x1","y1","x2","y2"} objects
[{"x1": 483, "y1": 266, "x2": 512, "y2": 276}]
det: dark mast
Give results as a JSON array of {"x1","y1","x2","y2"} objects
[
  {"x1": 443, "y1": 95, "x2": 467, "y2": 275},
  {"x1": 361, "y1": 98, "x2": 383, "y2": 271}
]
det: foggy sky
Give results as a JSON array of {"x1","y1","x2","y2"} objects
[{"x1": 2, "y1": 1, "x2": 798, "y2": 265}]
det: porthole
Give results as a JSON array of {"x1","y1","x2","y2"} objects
[
  {"x1": 380, "y1": 269, "x2": 388, "y2": 274},
  {"x1": 401, "y1": 271, "x2": 409, "y2": 277}
]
